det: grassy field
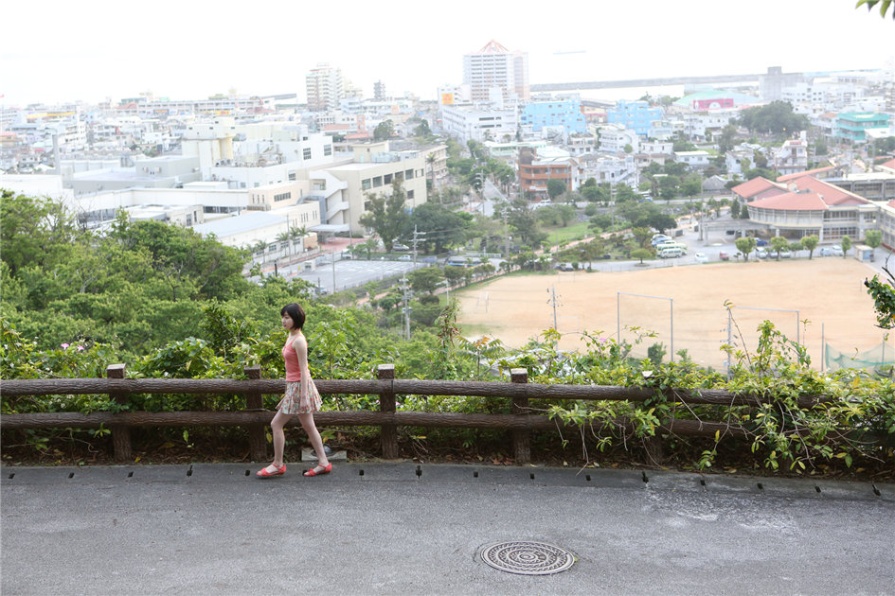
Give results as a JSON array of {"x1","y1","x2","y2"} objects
[{"x1": 543, "y1": 221, "x2": 592, "y2": 246}]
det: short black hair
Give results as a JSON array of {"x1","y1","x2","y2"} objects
[{"x1": 280, "y1": 302, "x2": 306, "y2": 330}]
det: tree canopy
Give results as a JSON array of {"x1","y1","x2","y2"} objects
[
  {"x1": 738, "y1": 101, "x2": 809, "y2": 136},
  {"x1": 359, "y1": 180, "x2": 411, "y2": 251}
]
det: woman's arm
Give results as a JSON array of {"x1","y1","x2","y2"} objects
[{"x1": 293, "y1": 334, "x2": 311, "y2": 397}]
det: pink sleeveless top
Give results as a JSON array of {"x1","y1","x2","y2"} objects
[{"x1": 282, "y1": 338, "x2": 302, "y2": 381}]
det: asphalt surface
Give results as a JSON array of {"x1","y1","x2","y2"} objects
[{"x1": 2, "y1": 463, "x2": 894, "y2": 596}]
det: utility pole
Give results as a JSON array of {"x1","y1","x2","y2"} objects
[
  {"x1": 411, "y1": 226, "x2": 426, "y2": 263},
  {"x1": 547, "y1": 285, "x2": 559, "y2": 330},
  {"x1": 400, "y1": 277, "x2": 413, "y2": 340}
]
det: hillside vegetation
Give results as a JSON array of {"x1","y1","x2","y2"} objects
[{"x1": 2, "y1": 191, "x2": 893, "y2": 479}]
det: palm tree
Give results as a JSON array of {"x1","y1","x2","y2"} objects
[
  {"x1": 426, "y1": 153, "x2": 436, "y2": 191},
  {"x1": 289, "y1": 225, "x2": 308, "y2": 253},
  {"x1": 252, "y1": 240, "x2": 269, "y2": 258},
  {"x1": 276, "y1": 231, "x2": 291, "y2": 257}
]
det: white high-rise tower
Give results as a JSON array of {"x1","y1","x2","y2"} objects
[{"x1": 462, "y1": 40, "x2": 530, "y2": 104}]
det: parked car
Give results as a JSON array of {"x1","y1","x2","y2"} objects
[
  {"x1": 779, "y1": 248, "x2": 792, "y2": 259},
  {"x1": 820, "y1": 246, "x2": 844, "y2": 257},
  {"x1": 651, "y1": 235, "x2": 671, "y2": 246},
  {"x1": 756, "y1": 239, "x2": 769, "y2": 247},
  {"x1": 445, "y1": 256, "x2": 478, "y2": 267},
  {"x1": 694, "y1": 252, "x2": 708, "y2": 263},
  {"x1": 658, "y1": 247, "x2": 683, "y2": 258},
  {"x1": 756, "y1": 247, "x2": 769, "y2": 259},
  {"x1": 656, "y1": 241, "x2": 688, "y2": 254},
  {"x1": 554, "y1": 262, "x2": 574, "y2": 271},
  {"x1": 719, "y1": 251, "x2": 730, "y2": 261},
  {"x1": 392, "y1": 243, "x2": 410, "y2": 251}
]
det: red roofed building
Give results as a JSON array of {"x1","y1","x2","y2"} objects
[
  {"x1": 731, "y1": 177, "x2": 786, "y2": 202},
  {"x1": 746, "y1": 175, "x2": 877, "y2": 243},
  {"x1": 776, "y1": 165, "x2": 839, "y2": 183}
]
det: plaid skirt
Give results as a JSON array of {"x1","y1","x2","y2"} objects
[{"x1": 277, "y1": 380, "x2": 322, "y2": 415}]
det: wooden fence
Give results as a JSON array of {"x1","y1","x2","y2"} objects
[{"x1": 0, "y1": 363, "x2": 825, "y2": 464}]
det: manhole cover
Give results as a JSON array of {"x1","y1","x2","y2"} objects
[{"x1": 480, "y1": 541, "x2": 575, "y2": 575}]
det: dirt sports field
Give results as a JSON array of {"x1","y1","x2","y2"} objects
[{"x1": 456, "y1": 258, "x2": 891, "y2": 371}]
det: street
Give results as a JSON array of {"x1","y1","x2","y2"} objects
[{"x1": 2, "y1": 463, "x2": 893, "y2": 595}]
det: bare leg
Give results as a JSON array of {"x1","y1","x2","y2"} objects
[
  {"x1": 266, "y1": 410, "x2": 290, "y2": 471},
  {"x1": 298, "y1": 412, "x2": 329, "y2": 468}
]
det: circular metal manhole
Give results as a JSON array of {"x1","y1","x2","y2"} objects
[{"x1": 480, "y1": 541, "x2": 575, "y2": 575}]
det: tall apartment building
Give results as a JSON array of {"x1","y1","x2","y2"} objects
[
  {"x1": 306, "y1": 64, "x2": 343, "y2": 112},
  {"x1": 373, "y1": 80, "x2": 387, "y2": 101},
  {"x1": 462, "y1": 40, "x2": 529, "y2": 104}
]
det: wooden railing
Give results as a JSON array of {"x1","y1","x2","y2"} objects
[{"x1": 0, "y1": 363, "x2": 822, "y2": 464}]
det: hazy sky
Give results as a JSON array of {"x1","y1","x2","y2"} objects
[{"x1": 3, "y1": 0, "x2": 893, "y2": 105}]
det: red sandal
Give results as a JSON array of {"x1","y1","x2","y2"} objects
[
  {"x1": 256, "y1": 464, "x2": 286, "y2": 478},
  {"x1": 303, "y1": 462, "x2": 332, "y2": 477}
]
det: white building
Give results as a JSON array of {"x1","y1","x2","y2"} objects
[
  {"x1": 674, "y1": 150, "x2": 711, "y2": 170},
  {"x1": 595, "y1": 124, "x2": 639, "y2": 154},
  {"x1": 566, "y1": 133, "x2": 598, "y2": 157},
  {"x1": 306, "y1": 63, "x2": 344, "y2": 112},
  {"x1": 315, "y1": 141, "x2": 428, "y2": 234},
  {"x1": 578, "y1": 153, "x2": 639, "y2": 189},
  {"x1": 440, "y1": 104, "x2": 519, "y2": 145},
  {"x1": 771, "y1": 136, "x2": 809, "y2": 176},
  {"x1": 682, "y1": 109, "x2": 738, "y2": 141},
  {"x1": 462, "y1": 40, "x2": 530, "y2": 103}
]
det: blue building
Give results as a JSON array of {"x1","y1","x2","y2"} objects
[
  {"x1": 606, "y1": 100, "x2": 664, "y2": 137},
  {"x1": 519, "y1": 98, "x2": 587, "y2": 136}
]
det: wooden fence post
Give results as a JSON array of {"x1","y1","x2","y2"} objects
[
  {"x1": 244, "y1": 366, "x2": 268, "y2": 462},
  {"x1": 510, "y1": 368, "x2": 530, "y2": 464},
  {"x1": 378, "y1": 364, "x2": 398, "y2": 459},
  {"x1": 107, "y1": 364, "x2": 131, "y2": 462}
]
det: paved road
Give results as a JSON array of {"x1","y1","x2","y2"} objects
[{"x1": 2, "y1": 463, "x2": 893, "y2": 595}]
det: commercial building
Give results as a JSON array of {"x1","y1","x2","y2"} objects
[
  {"x1": 833, "y1": 112, "x2": 891, "y2": 142},
  {"x1": 440, "y1": 103, "x2": 519, "y2": 145}
]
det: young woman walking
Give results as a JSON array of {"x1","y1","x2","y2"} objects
[{"x1": 257, "y1": 302, "x2": 332, "y2": 478}]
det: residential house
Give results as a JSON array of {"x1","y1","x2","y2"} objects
[
  {"x1": 673, "y1": 150, "x2": 711, "y2": 170},
  {"x1": 771, "y1": 137, "x2": 809, "y2": 176}
]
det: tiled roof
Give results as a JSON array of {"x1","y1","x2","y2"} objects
[
  {"x1": 777, "y1": 166, "x2": 837, "y2": 182},
  {"x1": 731, "y1": 176, "x2": 785, "y2": 200},
  {"x1": 786, "y1": 176, "x2": 870, "y2": 206},
  {"x1": 880, "y1": 158, "x2": 895, "y2": 172},
  {"x1": 750, "y1": 191, "x2": 829, "y2": 211}
]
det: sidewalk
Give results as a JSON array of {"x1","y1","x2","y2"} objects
[{"x1": 2, "y1": 463, "x2": 893, "y2": 595}]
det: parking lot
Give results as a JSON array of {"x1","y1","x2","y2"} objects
[{"x1": 287, "y1": 256, "x2": 428, "y2": 295}]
